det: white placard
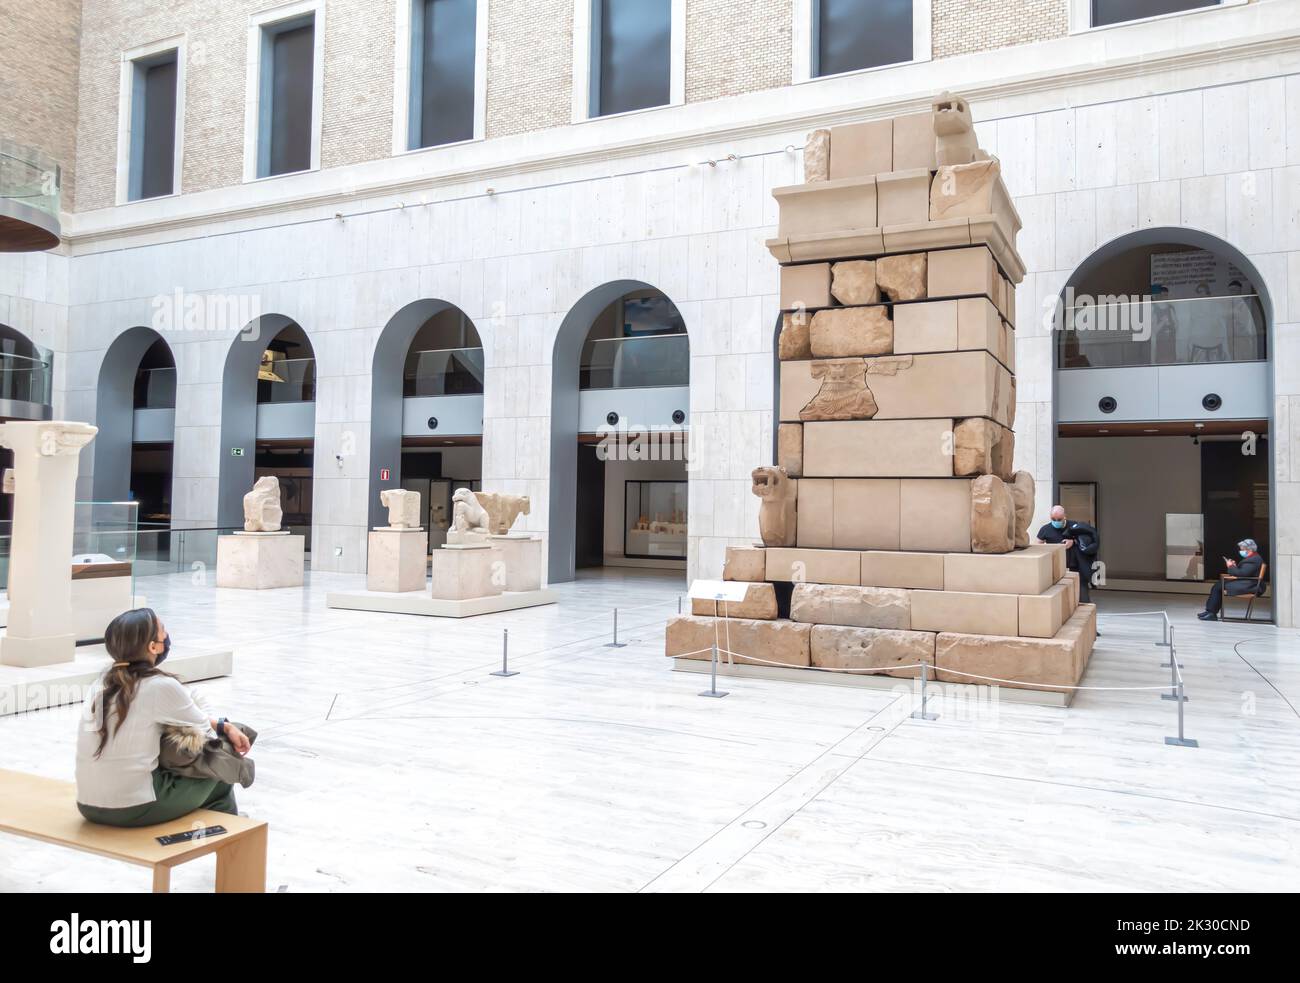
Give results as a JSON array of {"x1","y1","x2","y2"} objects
[{"x1": 687, "y1": 579, "x2": 751, "y2": 603}]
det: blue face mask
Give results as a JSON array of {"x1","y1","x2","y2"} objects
[
  {"x1": 1239, "y1": 550, "x2": 1249, "y2": 559},
  {"x1": 155, "y1": 634, "x2": 171, "y2": 666},
  {"x1": 1051, "y1": 519, "x2": 1066, "y2": 529}
]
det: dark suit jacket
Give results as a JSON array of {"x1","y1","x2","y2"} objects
[{"x1": 1223, "y1": 552, "x2": 1264, "y2": 595}]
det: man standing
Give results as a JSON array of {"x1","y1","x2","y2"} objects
[
  {"x1": 1199, "y1": 539, "x2": 1265, "y2": 621},
  {"x1": 1036, "y1": 505, "x2": 1100, "y2": 604}
]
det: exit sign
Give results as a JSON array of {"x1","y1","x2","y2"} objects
[
  {"x1": 379, "y1": 468, "x2": 391, "y2": 481},
  {"x1": 230, "y1": 447, "x2": 245, "y2": 457}
]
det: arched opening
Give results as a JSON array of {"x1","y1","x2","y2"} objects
[
  {"x1": 548, "y1": 281, "x2": 689, "y2": 584},
  {"x1": 0, "y1": 323, "x2": 53, "y2": 522},
  {"x1": 92, "y1": 327, "x2": 177, "y2": 565},
  {"x1": 1053, "y1": 227, "x2": 1273, "y2": 612},
  {"x1": 369, "y1": 300, "x2": 484, "y2": 548},
  {"x1": 218, "y1": 316, "x2": 316, "y2": 549}
]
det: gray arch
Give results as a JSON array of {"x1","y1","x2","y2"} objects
[
  {"x1": 216, "y1": 314, "x2": 306, "y2": 527},
  {"x1": 547, "y1": 279, "x2": 690, "y2": 584},
  {"x1": 91, "y1": 326, "x2": 173, "y2": 501},
  {"x1": 367, "y1": 298, "x2": 482, "y2": 529}
]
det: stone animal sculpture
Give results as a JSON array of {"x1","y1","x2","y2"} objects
[
  {"x1": 243, "y1": 476, "x2": 283, "y2": 532},
  {"x1": 751, "y1": 466, "x2": 798, "y2": 548},
  {"x1": 932, "y1": 91, "x2": 980, "y2": 166},
  {"x1": 476, "y1": 492, "x2": 531, "y2": 535},
  {"x1": 448, "y1": 487, "x2": 490, "y2": 543},
  {"x1": 380, "y1": 488, "x2": 422, "y2": 529}
]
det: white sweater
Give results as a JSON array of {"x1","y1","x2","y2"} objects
[{"x1": 75, "y1": 674, "x2": 215, "y2": 809}]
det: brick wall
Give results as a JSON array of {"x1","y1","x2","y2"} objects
[
  {"x1": 485, "y1": 0, "x2": 573, "y2": 139},
  {"x1": 932, "y1": 0, "x2": 1068, "y2": 58},
  {"x1": 686, "y1": 0, "x2": 791, "y2": 103},
  {"x1": 0, "y1": 0, "x2": 82, "y2": 209}
]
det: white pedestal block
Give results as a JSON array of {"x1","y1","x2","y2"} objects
[
  {"x1": 429, "y1": 545, "x2": 502, "y2": 600},
  {"x1": 367, "y1": 528, "x2": 428, "y2": 593},
  {"x1": 326, "y1": 587, "x2": 557, "y2": 619},
  {"x1": 216, "y1": 531, "x2": 305, "y2": 589},
  {"x1": 487, "y1": 534, "x2": 543, "y2": 592}
]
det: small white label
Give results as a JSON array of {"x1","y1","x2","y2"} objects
[{"x1": 687, "y1": 579, "x2": 750, "y2": 603}]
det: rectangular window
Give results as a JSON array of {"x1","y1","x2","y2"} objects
[
  {"x1": 258, "y1": 15, "x2": 316, "y2": 177},
  {"x1": 128, "y1": 51, "x2": 178, "y2": 200},
  {"x1": 815, "y1": 0, "x2": 913, "y2": 77},
  {"x1": 1091, "y1": 0, "x2": 1218, "y2": 28},
  {"x1": 409, "y1": 0, "x2": 477, "y2": 148},
  {"x1": 591, "y1": 0, "x2": 671, "y2": 118}
]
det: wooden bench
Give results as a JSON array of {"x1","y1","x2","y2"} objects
[{"x1": 0, "y1": 768, "x2": 267, "y2": 892}]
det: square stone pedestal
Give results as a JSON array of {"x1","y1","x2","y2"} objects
[
  {"x1": 367, "y1": 528, "x2": 428, "y2": 593},
  {"x1": 430, "y1": 544, "x2": 502, "y2": 601},
  {"x1": 0, "y1": 631, "x2": 77, "y2": 670},
  {"x1": 216, "y1": 531, "x2": 305, "y2": 589},
  {"x1": 487, "y1": 534, "x2": 543, "y2": 592}
]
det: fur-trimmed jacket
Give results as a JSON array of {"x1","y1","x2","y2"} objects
[{"x1": 159, "y1": 722, "x2": 257, "y2": 788}]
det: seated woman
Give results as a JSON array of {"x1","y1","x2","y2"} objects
[{"x1": 76, "y1": 608, "x2": 250, "y2": 828}]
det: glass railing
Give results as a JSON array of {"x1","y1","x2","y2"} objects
[
  {"x1": 403, "y1": 346, "x2": 485, "y2": 397},
  {"x1": 0, "y1": 349, "x2": 53, "y2": 405},
  {"x1": 134, "y1": 366, "x2": 177, "y2": 409},
  {"x1": 1, "y1": 501, "x2": 138, "y2": 594},
  {"x1": 580, "y1": 333, "x2": 690, "y2": 390},
  {"x1": 257, "y1": 356, "x2": 316, "y2": 403},
  {"x1": 1057, "y1": 295, "x2": 1267, "y2": 369},
  {"x1": 0, "y1": 138, "x2": 61, "y2": 217}
]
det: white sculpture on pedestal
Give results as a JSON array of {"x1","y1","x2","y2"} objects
[
  {"x1": 0, "y1": 421, "x2": 98, "y2": 667},
  {"x1": 243, "y1": 476, "x2": 283, "y2": 532},
  {"x1": 380, "y1": 489, "x2": 422, "y2": 529},
  {"x1": 447, "y1": 488, "x2": 491, "y2": 544}
]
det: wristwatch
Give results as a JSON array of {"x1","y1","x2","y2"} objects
[{"x1": 215, "y1": 716, "x2": 228, "y2": 738}]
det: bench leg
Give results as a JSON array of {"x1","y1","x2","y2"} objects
[
  {"x1": 215, "y1": 826, "x2": 267, "y2": 893},
  {"x1": 152, "y1": 865, "x2": 172, "y2": 893}
]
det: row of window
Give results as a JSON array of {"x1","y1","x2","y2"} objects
[{"x1": 121, "y1": 0, "x2": 1229, "y2": 203}]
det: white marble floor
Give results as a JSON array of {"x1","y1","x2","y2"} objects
[{"x1": 1, "y1": 571, "x2": 1296, "y2": 892}]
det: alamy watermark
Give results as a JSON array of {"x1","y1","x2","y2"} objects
[{"x1": 1043, "y1": 289, "x2": 1154, "y2": 340}]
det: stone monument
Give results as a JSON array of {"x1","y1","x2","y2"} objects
[
  {"x1": 435, "y1": 489, "x2": 542, "y2": 596},
  {"x1": 216, "y1": 476, "x2": 305, "y2": 589},
  {"x1": 367, "y1": 489, "x2": 427, "y2": 593},
  {"x1": 666, "y1": 93, "x2": 1097, "y2": 699},
  {"x1": 0, "y1": 421, "x2": 97, "y2": 667}
]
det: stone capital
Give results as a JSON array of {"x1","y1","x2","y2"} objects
[{"x1": 0, "y1": 421, "x2": 98, "y2": 457}]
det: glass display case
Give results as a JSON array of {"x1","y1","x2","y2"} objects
[
  {"x1": 624, "y1": 480, "x2": 687, "y2": 560},
  {"x1": 1165, "y1": 513, "x2": 1205, "y2": 581}
]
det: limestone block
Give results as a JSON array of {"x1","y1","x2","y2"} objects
[
  {"x1": 692, "y1": 582, "x2": 778, "y2": 620},
  {"x1": 1063, "y1": 570, "x2": 1080, "y2": 610},
  {"x1": 765, "y1": 547, "x2": 862, "y2": 586},
  {"x1": 723, "y1": 545, "x2": 768, "y2": 582},
  {"x1": 243, "y1": 476, "x2": 283, "y2": 532},
  {"x1": 992, "y1": 428, "x2": 1015, "y2": 483},
  {"x1": 876, "y1": 253, "x2": 927, "y2": 302},
  {"x1": 953, "y1": 418, "x2": 999, "y2": 477},
  {"x1": 893, "y1": 111, "x2": 937, "y2": 171},
  {"x1": 367, "y1": 529, "x2": 427, "y2": 593},
  {"x1": 894, "y1": 299, "x2": 958, "y2": 354},
  {"x1": 778, "y1": 311, "x2": 812, "y2": 361},
  {"x1": 791, "y1": 583, "x2": 911, "y2": 629},
  {"x1": 216, "y1": 532, "x2": 305, "y2": 589},
  {"x1": 832, "y1": 478, "x2": 901, "y2": 550},
  {"x1": 943, "y1": 549, "x2": 1054, "y2": 596},
  {"x1": 1018, "y1": 582, "x2": 1068, "y2": 639},
  {"x1": 1009, "y1": 471, "x2": 1035, "y2": 547},
  {"x1": 830, "y1": 260, "x2": 879, "y2": 305},
  {"x1": 995, "y1": 273, "x2": 1013, "y2": 320},
  {"x1": 1062, "y1": 604, "x2": 1098, "y2": 674},
  {"x1": 1055, "y1": 576, "x2": 1078, "y2": 620},
  {"x1": 779, "y1": 228, "x2": 887, "y2": 263},
  {"x1": 971, "y1": 474, "x2": 1017, "y2": 554},
  {"x1": 796, "y1": 478, "x2": 834, "y2": 549},
  {"x1": 861, "y1": 550, "x2": 945, "y2": 590},
  {"x1": 775, "y1": 176, "x2": 878, "y2": 239},
  {"x1": 956, "y1": 297, "x2": 1003, "y2": 358},
  {"x1": 910, "y1": 589, "x2": 1020, "y2": 636},
  {"x1": 489, "y1": 534, "x2": 543, "y2": 591},
  {"x1": 779, "y1": 360, "x2": 823, "y2": 421},
  {"x1": 899, "y1": 478, "x2": 972, "y2": 553},
  {"x1": 809, "y1": 306, "x2": 893, "y2": 358},
  {"x1": 928, "y1": 246, "x2": 998, "y2": 302},
  {"x1": 882, "y1": 217, "x2": 973, "y2": 254},
  {"x1": 933, "y1": 92, "x2": 979, "y2": 166},
  {"x1": 380, "y1": 489, "x2": 422, "y2": 529},
  {"x1": 810, "y1": 625, "x2": 932, "y2": 679},
  {"x1": 475, "y1": 492, "x2": 530, "y2": 535},
  {"x1": 930, "y1": 159, "x2": 1002, "y2": 221},
  {"x1": 781, "y1": 262, "x2": 831, "y2": 311},
  {"x1": 665, "y1": 615, "x2": 811, "y2": 667},
  {"x1": 804, "y1": 419, "x2": 953, "y2": 478},
  {"x1": 798, "y1": 358, "x2": 879, "y2": 421},
  {"x1": 752, "y1": 466, "x2": 799, "y2": 547},
  {"x1": 1020, "y1": 543, "x2": 1066, "y2": 583},
  {"x1": 804, "y1": 128, "x2": 831, "y2": 182},
  {"x1": 778, "y1": 423, "x2": 803, "y2": 477},
  {"x1": 876, "y1": 168, "x2": 933, "y2": 227},
  {"x1": 1003, "y1": 321, "x2": 1016, "y2": 370},
  {"x1": 430, "y1": 545, "x2": 503, "y2": 600},
  {"x1": 934, "y1": 630, "x2": 1081, "y2": 692},
  {"x1": 828, "y1": 119, "x2": 893, "y2": 179}
]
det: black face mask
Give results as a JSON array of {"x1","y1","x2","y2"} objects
[{"x1": 155, "y1": 634, "x2": 172, "y2": 666}]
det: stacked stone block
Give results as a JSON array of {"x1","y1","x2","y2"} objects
[{"x1": 666, "y1": 93, "x2": 1097, "y2": 698}]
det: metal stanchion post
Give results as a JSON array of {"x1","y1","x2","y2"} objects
[
  {"x1": 605, "y1": 607, "x2": 627, "y2": 648},
  {"x1": 1160, "y1": 625, "x2": 1181, "y2": 668},
  {"x1": 1155, "y1": 614, "x2": 1170, "y2": 650},
  {"x1": 698, "y1": 640, "x2": 729, "y2": 699},
  {"x1": 911, "y1": 661, "x2": 939, "y2": 721},
  {"x1": 1165, "y1": 678, "x2": 1198, "y2": 747},
  {"x1": 1160, "y1": 636, "x2": 1186, "y2": 702},
  {"x1": 490, "y1": 628, "x2": 518, "y2": 677},
  {"x1": 677, "y1": 595, "x2": 682, "y2": 615}
]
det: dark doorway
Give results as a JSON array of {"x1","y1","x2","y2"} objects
[
  {"x1": 574, "y1": 443, "x2": 605, "y2": 569},
  {"x1": 1201, "y1": 438, "x2": 1270, "y2": 582}
]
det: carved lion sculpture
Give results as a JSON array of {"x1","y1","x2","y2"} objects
[
  {"x1": 932, "y1": 90, "x2": 981, "y2": 166},
  {"x1": 751, "y1": 466, "x2": 798, "y2": 547},
  {"x1": 243, "y1": 475, "x2": 283, "y2": 532},
  {"x1": 476, "y1": 492, "x2": 530, "y2": 535},
  {"x1": 448, "y1": 487, "x2": 491, "y2": 544}
]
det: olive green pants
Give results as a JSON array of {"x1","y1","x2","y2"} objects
[{"x1": 78, "y1": 767, "x2": 237, "y2": 828}]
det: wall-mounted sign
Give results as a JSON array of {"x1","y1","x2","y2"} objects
[
  {"x1": 380, "y1": 468, "x2": 391, "y2": 481},
  {"x1": 230, "y1": 447, "x2": 245, "y2": 457}
]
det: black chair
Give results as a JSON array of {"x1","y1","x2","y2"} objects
[{"x1": 1219, "y1": 563, "x2": 1269, "y2": 622}]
